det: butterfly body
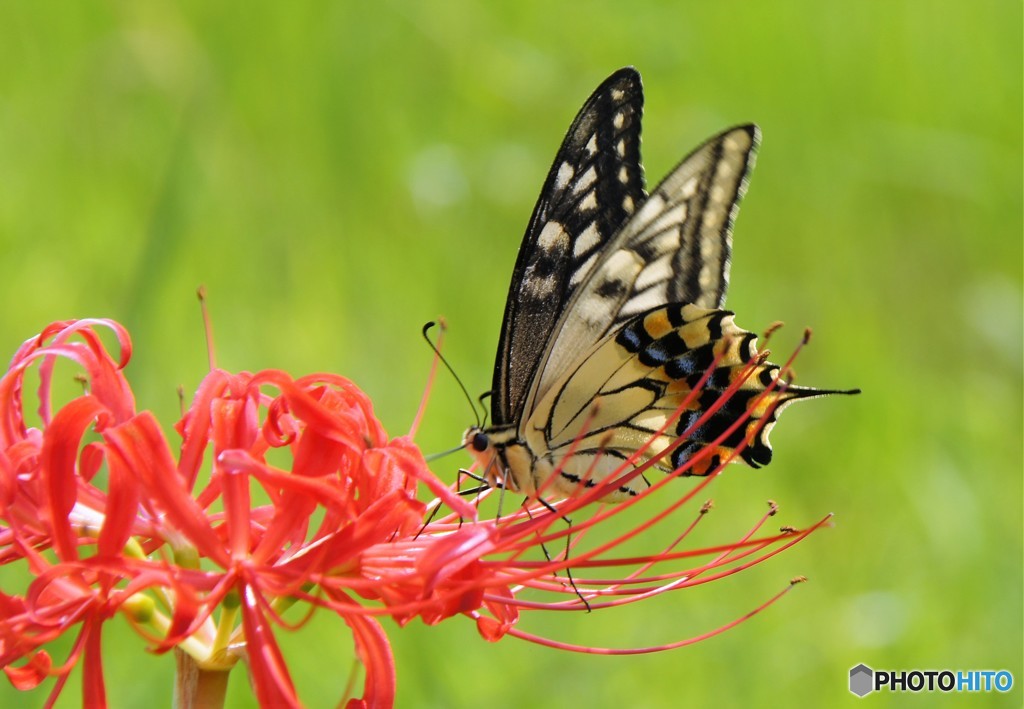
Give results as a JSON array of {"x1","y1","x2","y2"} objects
[{"x1": 466, "y1": 68, "x2": 855, "y2": 503}]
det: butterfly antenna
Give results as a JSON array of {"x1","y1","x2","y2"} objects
[{"x1": 422, "y1": 321, "x2": 484, "y2": 428}]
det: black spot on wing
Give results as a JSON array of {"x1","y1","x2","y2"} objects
[
  {"x1": 596, "y1": 277, "x2": 629, "y2": 300},
  {"x1": 666, "y1": 304, "x2": 686, "y2": 327},
  {"x1": 741, "y1": 437, "x2": 774, "y2": 467},
  {"x1": 531, "y1": 253, "x2": 559, "y2": 279},
  {"x1": 705, "y1": 311, "x2": 727, "y2": 340},
  {"x1": 701, "y1": 366, "x2": 737, "y2": 390},
  {"x1": 671, "y1": 442, "x2": 721, "y2": 476},
  {"x1": 615, "y1": 316, "x2": 653, "y2": 354},
  {"x1": 639, "y1": 330, "x2": 688, "y2": 367},
  {"x1": 666, "y1": 343, "x2": 715, "y2": 380},
  {"x1": 739, "y1": 332, "x2": 759, "y2": 362},
  {"x1": 676, "y1": 410, "x2": 703, "y2": 436},
  {"x1": 633, "y1": 236, "x2": 664, "y2": 262}
]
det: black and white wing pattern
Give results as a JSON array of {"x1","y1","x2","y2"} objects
[
  {"x1": 466, "y1": 67, "x2": 856, "y2": 502},
  {"x1": 524, "y1": 123, "x2": 759, "y2": 420},
  {"x1": 493, "y1": 68, "x2": 646, "y2": 431}
]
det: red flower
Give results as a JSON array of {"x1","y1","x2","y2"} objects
[{"x1": 0, "y1": 320, "x2": 828, "y2": 707}]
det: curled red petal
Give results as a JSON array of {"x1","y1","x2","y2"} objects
[
  {"x1": 103, "y1": 413, "x2": 228, "y2": 567},
  {"x1": 40, "y1": 395, "x2": 108, "y2": 561},
  {"x1": 343, "y1": 613, "x2": 394, "y2": 709},
  {"x1": 35, "y1": 325, "x2": 134, "y2": 425},
  {"x1": 211, "y1": 392, "x2": 260, "y2": 456},
  {"x1": 251, "y1": 372, "x2": 365, "y2": 449},
  {"x1": 384, "y1": 437, "x2": 475, "y2": 520},
  {"x1": 291, "y1": 423, "x2": 350, "y2": 480},
  {"x1": 475, "y1": 616, "x2": 505, "y2": 643},
  {"x1": 476, "y1": 586, "x2": 519, "y2": 641},
  {"x1": 2, "y1": 650, "x2": 52, "y2": 690},
  {"x1": 416, "y1": 524, "x2": 496, "y2": 595},
  {"x1": 97, "y1": 432, "x2": 141, "y2": 559}
]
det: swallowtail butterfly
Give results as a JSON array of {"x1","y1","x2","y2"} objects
[{"x1": 465, "y1": 68, "x2": 856, "y2": 503}]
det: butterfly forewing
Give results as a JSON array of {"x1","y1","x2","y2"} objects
[
  {"x1": 618, "y1": 125, "x2": 758, "y2": 313},
  {"x1": 493, "y1": 68, "x2": 647, "y2": 428},
  {"x1": 522, "y1": 125, "x2": 759, "y2": 421}
]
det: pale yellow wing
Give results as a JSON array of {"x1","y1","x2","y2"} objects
[{"x1": 520, "y1": 303, "x2": 817, "y2": 502}]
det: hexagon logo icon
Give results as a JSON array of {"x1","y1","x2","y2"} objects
[{"x1": 850, "y1": 663, "x2": 874, "y2": 697}]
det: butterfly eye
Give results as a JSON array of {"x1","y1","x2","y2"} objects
[{"x1": 471, "y1": 431, "x2": 489, "y2": 452}]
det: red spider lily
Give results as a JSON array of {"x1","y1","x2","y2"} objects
[{"x1": 0, "y1": 320, "x2": 828, "y2": 708}]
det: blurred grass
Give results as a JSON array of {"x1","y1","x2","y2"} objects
[{"x1": 1, "y1": 1, "x2": 1020, "y2": 707}]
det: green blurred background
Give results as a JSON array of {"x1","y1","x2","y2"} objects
[{"x1": 1, "y1": 2, "x2": 1020, "y2": 707}]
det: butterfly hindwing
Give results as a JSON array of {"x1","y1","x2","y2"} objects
[
  {"x1": 493, "y1": 68, "x2": 647, "y2": 429},
  {"x1": 523, "y1": 304, "x2": 794, "y2": 501}
]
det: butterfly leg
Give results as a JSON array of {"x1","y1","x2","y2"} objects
[
  {"x1": 525, "y1": 496, "x2": 592, "y2": 612},
  {"x1": 414, "y1": 468, "x2": 495, "y2": 539}
]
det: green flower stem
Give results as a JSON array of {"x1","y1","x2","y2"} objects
[{"x1": 174, "y1": 649, "x2": 229, "y2": 709}]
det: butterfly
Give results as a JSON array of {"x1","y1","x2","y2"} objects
[{"x1": 465, "y1": 67, "x2": 857, "y2": 503}]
